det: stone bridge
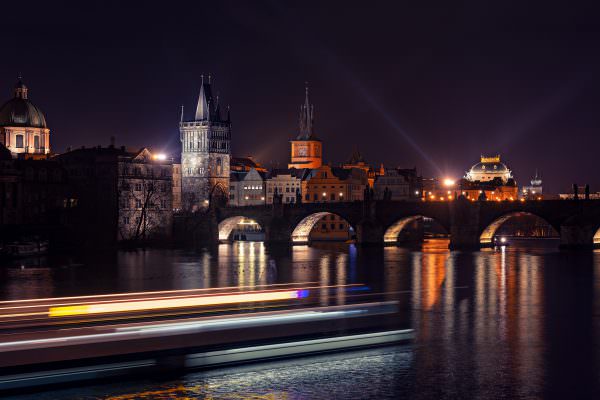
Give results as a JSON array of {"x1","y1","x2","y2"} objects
[{"x1": 208, "y1": 199, "x2": 600, "y2": 249}]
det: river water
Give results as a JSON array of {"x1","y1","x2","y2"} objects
[{"x1": 4, "y1": 239, "x2": 600, "y2": 399}]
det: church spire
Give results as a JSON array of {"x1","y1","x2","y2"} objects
[{"x1": 297, "y1": 83, "x2": 314, "y2": 140}]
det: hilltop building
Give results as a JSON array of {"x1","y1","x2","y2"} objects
[
  {"x1": 180, "y1": 76, "x2": 231, "y2": 211},
  {"x1": 521, "y1": 171, "x2": 543, "y2": 200}
]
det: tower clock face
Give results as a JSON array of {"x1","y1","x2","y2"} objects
[{"x1": 297, "y1": 145, "x2": 308, "y2": 156}]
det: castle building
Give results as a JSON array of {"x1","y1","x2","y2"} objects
[
  {"x1": 0, "y1": 78, "x2": 51, "y2": 158},
  {"x1": 521, "y1": 171, "x2": 543, "y2": 200},
  {"x1": 288, "y1": 86, "x2": 322, "y2": 169},
  {"x1": 179, "y1": 76, "x2": 231, "y2": 211}
]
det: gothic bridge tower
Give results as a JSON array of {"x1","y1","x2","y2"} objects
[
  {"x1": 288, "y1": 85, "x2": 322, "y2": 169},
  {"x1": 180, "y1": 75, "x2": 231, "y2": 211}
]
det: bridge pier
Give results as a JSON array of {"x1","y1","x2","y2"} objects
[
  {"x1": 356, "y1": 220, "x2": 383, "y2": 245},
  {"x1": 559, "y1": 224, "x2": 596, "y2": 249},
  {"x1": 264, "y1": 218, "x2": 293, "y2": 244},
  {"x1": 449, "y1": 199, "x2": 482, "y2": 250}
]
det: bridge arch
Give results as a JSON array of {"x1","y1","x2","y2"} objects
[
  {"x1": 218, "y1": 216, "x2": 263, "y2": 242},
  {"x1": 291, "y1": 212, "x2": 355, "y2": 244},
  {"x1": 384, "y1": 215, "x2": 448, "y2": 244},
  {"x1": 479, "y1": 211, "x2": 558, "y2": 246}
]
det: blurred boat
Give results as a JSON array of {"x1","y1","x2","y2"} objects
[{"x1": 1, "y1": 240, "x2": 49, "y2": 258}]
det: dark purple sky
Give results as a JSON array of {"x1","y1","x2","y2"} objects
[{"x1": 1, "y1": 1, "x2": 599, "y2": 193}]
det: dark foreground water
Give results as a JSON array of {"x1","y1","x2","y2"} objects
[{"x1": 3, "y1": 239, "x2": 600, "y2": 399}]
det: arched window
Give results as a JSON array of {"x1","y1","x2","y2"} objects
[{"x1": 216, "y1": 157, "x2": 223, "y2": 175}]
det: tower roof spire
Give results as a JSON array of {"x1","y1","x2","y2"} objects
[
  {"x1": 297, "y1": 82, "x2": 316, "y2": 140},
  {"x1": 195, "y1": 73, "x2": 214, "y2": 121}
]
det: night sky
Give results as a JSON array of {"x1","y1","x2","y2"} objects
[{"x1": 1, "y1": 1, "x2": 599, "y2": 193}]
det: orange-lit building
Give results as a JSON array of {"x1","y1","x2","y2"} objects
[
  {"x1": 309, "y1": 213, "x2": 352, "y2": 241},
  {"x1": 302, "y1": 165, "x2": 368, "y2": 203},
  {"x1": 288, "y1": 86, "x2": 322, "y2": 170}
]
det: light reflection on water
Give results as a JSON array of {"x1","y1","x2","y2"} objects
[{"x1": 3, "y1": 239, "x2": 600, "y2": 399}]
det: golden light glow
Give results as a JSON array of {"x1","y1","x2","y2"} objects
[
  {"x1": 443, "y1": 178, "x2": 455, "y2": 187},
  {"x1": 480, "y1": 155, "x2": 501, "y2": 163},
  {"x1": 48, "y1": 290, "x2": 305, "y2": 317}
]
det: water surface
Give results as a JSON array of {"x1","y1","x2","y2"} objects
[{"x1": 3, "y1": 239, "x2": 600, "y2": 399}]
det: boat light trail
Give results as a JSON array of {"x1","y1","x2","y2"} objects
[{"x1": 48, "y1": 289, "x2": 309, "y2": 317}]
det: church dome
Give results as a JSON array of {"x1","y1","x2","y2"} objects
[
  {"x1": 465, "y1": 155, "x2": 512, "y2": 183},
  {"x1": 0, "y1": 79, "x2": 47, "y2": 128}
]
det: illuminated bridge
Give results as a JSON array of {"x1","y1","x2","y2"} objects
[{"x1": 208, "y1": 198, "x2": 600, "y2": 249}]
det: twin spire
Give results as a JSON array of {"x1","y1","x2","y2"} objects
[
  {"x1": 297, "y1": 83, "x2": 315, "y2": 140},
  {"x1": 192, "y1": 74, "x2": 230, "y2": 123}
]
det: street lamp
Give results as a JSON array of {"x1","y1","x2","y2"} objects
[{"x1": 443, "y1": 178, "x2": 455, "y2": 187}]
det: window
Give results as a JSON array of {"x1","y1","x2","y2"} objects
[
  {"x1": 216, "y1": 157, "x2": 223, "y2": 175},
  {"x1": 305, "y1": 194, "x2": 310, "y2": 200},
  {"x1": 339, "y1": 223, "x2": 345, "y2": 230},
  {"x1": 330, "y1": 193, "x2": 335, "y2": 201},
  {"x1": 330, "y1": 215, "x2": 335, "y2": 221},
  {"x1": 321, "y1": 223, "x2": 327, "y2": 230},
  {"x1": 34, "y1": 136, "x2": 40, "y2": 149},
  {"x1": 330, "y1": 223, "x2": 335, "y2": 230},
  {"x1": 15, "y1": 135, "x2": 23, "y2": 148},
  {"x1": 136, "y1": 199, "x2": 142, "y2": 208},
  {"x1": 313, "y1": 193, "x2": 318, "y2": 200},
  {"x1": 123, "y1": 217, "x2": 130, "y2": 225},
  {"x1": 161, "y1": 199, "x2": 167, "y2": 209},
  {"x1": 285, "y1": 187, "x2": 289, "y2": 192}
]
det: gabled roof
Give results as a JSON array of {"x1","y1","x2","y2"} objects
[{"x1": 268, "y1": 168, "x2": 311, "y2": 180}]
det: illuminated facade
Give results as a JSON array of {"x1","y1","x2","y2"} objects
[
  {"x1": 302, "y1": 165, "x2": 368, "y2": 203},
  {"x1": 266, "y1": 169, "x2": 307, "y2": 204},
  {"x1": 288, "y1": 86, "x2": 322, "y2": 169},
  {"x1": 0, "y1": 78, "x2": 51, "y2": 158},
  {"x1": 229, "y1": 167, "x2": 266, "y2": 206},
  {"x1": 117, "y1": 148, "x2": 174, "y2": 241},
  {"x1": 374, "y1": 168, "x2": 411, "y2": 200},
  {"x1": 180, "y1": 76, "x2": 231, "y2": 211},
  {"x1": 465, "y1": 155, "x2": 512, "y2": 183}
]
